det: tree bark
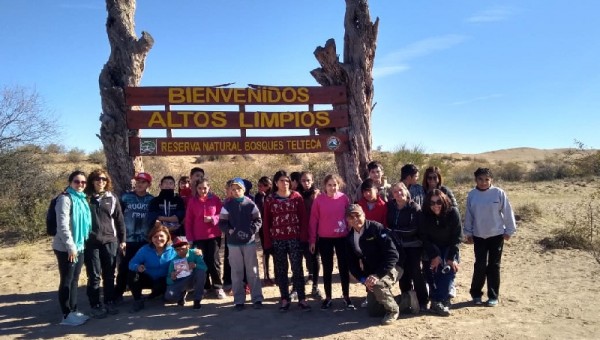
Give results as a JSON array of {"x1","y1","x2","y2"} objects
[
  {"x1": 98, "y1": 0, "x2": 153, "y2": 196},
  {"x1": 311, "y1": 0, "x2": 378, "y2": 199}
]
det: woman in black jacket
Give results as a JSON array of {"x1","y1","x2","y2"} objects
[{"x1": 420, "y1": 189, "x2": 462, "y2": 316}]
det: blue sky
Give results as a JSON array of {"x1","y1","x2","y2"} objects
[{"x1": 1, "y1": 1, "x2": 599, "y2": 154}]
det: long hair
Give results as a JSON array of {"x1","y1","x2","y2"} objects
[
  {"x1": 85, "y1": 168, "x2": 113, "y2": 195},
  {"x1": 422, "y1": 166, "x2": 445, "y2": 191},
  {"x1": 423, "y1": 189, "x2": 452, "y2": 215},
  {"x1": 147, "y1": 221, "x2": 172, "y2": 246}
]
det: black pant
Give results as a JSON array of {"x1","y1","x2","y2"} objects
[
  {"x1": 127, "y1": 271, "x2": 167, "y2": 301},
  {"x1": 84, "y1": 241, "x2": 118, "y2": 307},
  {"x1": 399, "y1": 247, "x2": 428, "y2": 305},
  {"x1": 193, "y1": 237, "x2": 223, "y2": 289},
  {"x1": 222, "y1": 235, "x2": 231, "y2": 286},
  {"x1": 55, "y1": 250, "x2": 84, "y2": 316},
  {"x1": 318, "y1": 237, "x2": 349, "y2": 298},
  {"x1": 115, "y1": 242, "x2": 145, "y2": 299},
  {"x1": 470, "y1": 234, "x2": 504, "y2": 300},
  {"x1": 302, "y1": 242, "x2": 320, "y2": 288}
]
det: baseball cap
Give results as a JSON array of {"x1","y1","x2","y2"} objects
[
  {"x1": 134, "y1": 172, "x2": 153, "y2": 184},
  {"x1": 346, "y1": 204, "x2": 365, "y2": 216},
  {"x1": 231, "y1": 177, "x2": 245, "y2": 190},
  {"x1": 172, "y1": 236, "x2": 189, "y2": 248}
]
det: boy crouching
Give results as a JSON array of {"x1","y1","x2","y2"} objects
[{"x1": 165, "y1": 236, "x2": 207, "y2": 310}]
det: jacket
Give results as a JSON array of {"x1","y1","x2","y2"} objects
[
  {"x1": 218, "y1": 196, "x2": 262, "y2": 246},
  {"x1": 386, "y1": 200, "x2": 423, "y2": 248},
  {"x1": 262, "y1": 191, "x2": 308, "y2": 249},
  {"x1": 87, "y1": 191, "x2": 125, "y2": 245},
  {"x1": 184, "y1": 193, "x2": 223, "y2": 242},
  {"x1": 120, "y1": 191, "x2": 154, "y2": 243},
  {"x1": 129, "y1": 243, "x2": 177, "y2": 280},
  {"x1": 420, "y1": 206, "x2": 462, "y2": 261},
  {"x1": 309, "y1": 192, "x2": 350, "y2": 244},
  {"x1": 358, "y1": 196, "x2": 388, "y2": 226},
  {"x1": 346, "y1": 220, "x2": 399, "y2": 281}
]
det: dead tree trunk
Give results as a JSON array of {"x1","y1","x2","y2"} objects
[
  {"x1": 98, "y1": 0, "x2": 153, "y2": 196},
  {"x1": 311, "y1": 0, "x2": 378, "y2": 199}
]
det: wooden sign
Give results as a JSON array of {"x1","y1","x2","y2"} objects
[
  {"x1": 129, "y1": 135, "x2": 348, "y2": 156},
  {"x1": 126, "y1": 108, "x2": 349, "y2": 129},
  {"x1": 125, "y1": 85, "x2": 347, "y2": 106}
]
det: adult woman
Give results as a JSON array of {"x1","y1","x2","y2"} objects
[
  {"x1": 128, "y1": 223, "x2": 176, "y2": 312},
  {"x1": 386, "y1": 182, "x2": 427, "y2": 312},
  {"x1": 422, "y1": 166, "x2": 458, "y2": 207},
  {"x1": 309, "y1": 174, "x2": 352, "y2": 309},
  {"x1": 263, "y1": 170, "x2": 311, "y2": 311},
  {"x1": 419, "y1": 189, "x2": 462, "y2": 316},
  {"x1": 184, "y1": 177, "x2": 225, "y2": 299},
  {"x1": 52, "y1": 171, "x2": 92, "y2": 326},
  {"x1": 297, "y1": 171, "x2": 322, "y2": 299},
  {"x1": 84, "y1": 169, "x2": 125, "y2": 318}
]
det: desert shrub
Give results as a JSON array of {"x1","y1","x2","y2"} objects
[
  {"x1": 494, "y1": 162, "x2": 526, "y2": 182},
  {"x1": 572, "y1": 151, "x2": 600, "y2": 176},
  {"x1": 88, "y1": 149, "x2": 106, "y2": 165},
  {"x1": 529, "y1": 158, "x2": 576, "y2": 181},
  {"x1": 66, "y1": 147, "x2": 86, "y2": 163},
  {"x1": 515, "y1": 202, "x2": 542, "y2": 223},
  {"x1": 45, "y1": 143, "x2": 65, "y2": 154}
]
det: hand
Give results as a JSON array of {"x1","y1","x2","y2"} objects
[
  {"x1": 309, "y1": 243, "x2": 316, "y2": 254},
  {"x1": 430, "y1": 256, "x2": 442, "y2": 271},
  {"x1": 137, "y1": 264, "x2": 146, "y2": 273},
  {"x1": 446, "y1": 259, "x2": 459, "y2": 273},
  {"x1": 465, "y1": 236, "x2": 474, "y2": 244},
  {"x1": 194, "y1": 248, "x2": 203, "y2": 256},
  {"x1": 364, "y1": 275, "x2": 379, "y2": 292},
  {"x1": 171, "y1": 271, "x2": 177, "y2": 281},
  {"x1": 68, "y1": 251, "x2": 78, "y2": 263},
  {"x1": 188, "y1": 262, "x2": 196, "y2": 270},
  {"x1": 119, "y1": 242, "x2": 126, "y2": 255},
  {"x1": 204, "y1": 216, "x2": 212, "y2": 223},
  {"x1": 503, "y1": 234, "x2": 511, "y2": 241},
  {"x1": 228, "y1": 229, "x2": 234, "y2": 235}
]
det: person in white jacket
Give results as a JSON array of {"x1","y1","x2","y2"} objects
[{"x1": 463, "y1": 167, "x2": 516, "y2": 307}]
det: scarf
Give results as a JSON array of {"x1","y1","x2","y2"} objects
[{"x1": 67, "y1": 187, "x2": 91, "y2": 252}]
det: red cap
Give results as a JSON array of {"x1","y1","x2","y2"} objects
[{"x1": 134, "y1": 172, "x2": 152, "y2": 184}]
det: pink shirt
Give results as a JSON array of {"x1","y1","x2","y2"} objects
[
  {"x1": 184, "y1": 193, "x2": 222, "y2": 242},
  {"x1": 309, "y1": 192, "x2": 350, "y2": 243}
]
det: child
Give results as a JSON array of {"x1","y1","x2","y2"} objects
[
  {"x1": 464, "y1": 168, "x2": 516, "y2": 307},
  {"x1": 254, "y1": 176, "x2": 275, "y2": 286},
  {"x1": 218, "y1": 178, "x2": 264, "y2": 310},
  {"x1": 358, "y1": 178, "x2": 388, "y2": 225},
  {"x1": 165, "y1": 236, "x2": 208, "y2": 310},
  {"x1": 355, "y1": 161, "x2": 392, "y2": 203},
  {"x1": 146, "y1": 176, "x2": 186, "y2": 238},
  {"x1": 177, "y1": 176, "x2": 192, "y2": 203}
]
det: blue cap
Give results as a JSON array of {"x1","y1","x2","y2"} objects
[{"x1": 231, "y1": 177, "x2": 245, "y2": 190}]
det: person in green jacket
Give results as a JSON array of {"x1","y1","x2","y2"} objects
[{"x1": 165, "y1": 236, "x2": 207, "y2": 310}]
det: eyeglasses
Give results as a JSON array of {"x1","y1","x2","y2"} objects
[
  {"x1": 73, "y1": 180, "x2": 86, "y2": 185},
  {"x1": 95, "y1": 177, "x2": 108, "y2": 182},
  {"x1": 427, "y1": 176, "x2": 438, "y2": 180},
  {"x1": 430, "y1": 200, "x2": 443, "y2": 206}
]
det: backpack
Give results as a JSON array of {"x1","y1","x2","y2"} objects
[{"x1": 46, "y1": 192, "x2": 70, "y2": 236}]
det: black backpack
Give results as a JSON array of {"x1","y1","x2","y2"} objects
[{"x1": 46, "y1": 192, "x2": 69, "y2": 236}]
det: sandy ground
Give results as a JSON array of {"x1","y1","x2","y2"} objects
[{"x1": 1, "y1": 220, "x2": 600, "y2": 340}]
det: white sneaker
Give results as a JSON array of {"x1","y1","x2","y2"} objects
[
  {"x1": 449, "y1": 285, "x2": 456, "y2": 299},
  {"x1": 216, "y1": 289, "x2": 227, "y2": 299},
  {"x1": 290, "y1": 291, "x2": 298, "y2": 302},
  {"x1": 361, "y1": 298, "x2": 368, "y2": 308},
  {"x1": 72, "y1": 311, "x2": 90, "y2": 321},
  {"x1": 60, "y1": 312, "x2": 86, "y2": 326}
]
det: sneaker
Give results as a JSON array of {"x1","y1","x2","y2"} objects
[
  {"x1": 72, "y1": 311, "x2": 90, "y2": 322},
  {"x1": 129, "y1": 300, "x2": 145, "y2": 313},
  {"x1": 105, "y1": 302, "x2": 119, "y2": 315},
  {"x1": 279, "y1": 299, "x2": 290, "y2": 312},
  {"x1": 486, "y1": 299, "x2": 498, "y2": 307},
  {"x1": 306, "y1": 275, "x2": 314, "y2": 286},
  {"x1": 177, "y1": 298, "x2": 185, "y2": 306},
  {"x1": 311, "y1": 286, "x2": 324, "y2": 300},
  {"x1": 473, "y1": 297, "x2": 483, "y2": 306},
  {"x1": 408, "y1": 290, "x2": 419, "y2": 314},
  {"x1": 344, "y1": 297, "x2": 356, "y2": 310},
  {"x1": 234, "y1": 304, "x2": 245, "y2": 311},
  {"x1": 430, "y1": 301, "x2": 450, "y2": 316},
  {"x1": 253, "y1": 301, "x2": 263, "y2": 309},
  {"x1": 290, "y1": 291, "x2": 298, "y2": 302},
  {"x1": 449, "y1": 285, "x2": 457, "y2": 299},
  {"x1": 193, "y1": 300, "x2": 202, "y2": 310},
  {"x1": 216, "y1": 289, "x2": 227, "y2": 299},
  {"x1": 381, "y1": 311, "x2": 399, "y2": 326},
  {"x1": 60, "y1": 312, "x2": 86, "y2": 326},
  {"x1": 320, "y1": 299, "x2": 332, "y2": 310},
  {"x1": 89, "y1": 305, "x2": 108, "y2": 319},
  {"x1": 298, "y1": 300, "x2": 311, "y2": 311},
  {"x1": 361, "y1": 298, "x2": 368, "y2": 308}
]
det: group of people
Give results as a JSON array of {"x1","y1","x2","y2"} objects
[{"x1": 52, "y1": 163, "x2": 516, "y2": 327}]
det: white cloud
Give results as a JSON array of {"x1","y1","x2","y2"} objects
[
  {"x1": 375, "y1": 34, "x2": 467, "y2": 78},
  {"x1": 449, "y1": 94, "x2": 503, "y2": 106},
  {"x1": 467, "y1": 7, "x2": 515, "y2": 23}
]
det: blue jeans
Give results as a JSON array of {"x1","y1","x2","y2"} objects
[{"x1": 430, "y1": 246, "x2": 458, "y2": 302}]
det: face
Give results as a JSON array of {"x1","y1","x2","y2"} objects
[
  {"x1": 291, "y1": 179, "x2": 299, "y2": 191},
  {"x1": 160, "y1": 179, "x2": 176, "y2": 190},
  {"x1": 392, "y1": 186, "x2": 408, "y2": 203},
  {"x1": 196, "y1": 181, "x2": 209, "y2": 197},
  {"x1": 257, "y1": 183, "x2": 269, "y2": 193},
  {"x1": 191, "y1": 171, "x2": 204, "y2": 183},
  {"x1": 430, "y1": 195, "x2": 443, "y2": 215},
  {"x1": 276, "y1": 177, "x2": 290, "y2": 192},
  {"x1": 410, "y1": 172, "x2": 420, "y2": 185},
  {"x1": 70, "y1": 175, "x2": 87, "y2": 192},
  {"x1": 346, "y1": 212, "x2": 365, "y2": 232},
  {"x1": 368, "y1": 167, "x2": 383, "y2": 182},
  {"x1": 362, "y1": 187, "x2": 378, "y2": 202},
  {"x1": 325, "y1": 178, "x2": 339, "y2": 196},
  {"x1": 175, "y1": 244, "x2": 189, "y2": 255},
  {"x1": 134, "y1": 179, "x2": 150, "y2": 194},
  {"x1": 93, "y1": 173, "x2": 108, "y2": 192},
  {"x1": 476, "y1": 175, "x2": 492, "y2": 190},
  {"x1": 300, "y1": 174, "x2": 313, "y2": 190},
  {"x1": 231, "y1": 184, "x2": 244, "y2": 198},
  {"x1": 179, "y1": 180, "x2": 190, "y2": 190},
  {"x1": 151, "y1": 231, "x2": 168, "y2": 249},
  {"x1": 427, "y1": 173, "x2": 439, "y2": 188}
]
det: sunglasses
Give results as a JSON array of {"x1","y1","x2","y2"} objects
[
  {"x1": 72, "y1": 180, "x2": 87, "y2": 185},
  {"x1": 95, "y1": 177, "x2": 108, "y2": 182},
  {"x1": 430, "y1": 200, "x2": 443, "y2": 206}
]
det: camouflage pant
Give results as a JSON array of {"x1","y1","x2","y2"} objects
[{"x1": 368, "y1": 267, "x2": 401, "y2": 316}]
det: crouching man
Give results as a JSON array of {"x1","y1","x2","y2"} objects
[{"x1": 345, "y1": 204, "x2": 401, "y2": 326}]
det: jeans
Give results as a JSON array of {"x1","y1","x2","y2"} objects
[
  {"x1": 470, "y1": 234, "x2": 504, "y2": 300},
  {"x1": 55, "y1": 250, "x2": 84, "y2": 316},
  {"x1": 84, "y1": 241, "x2": 118, "y2": 307},
  {"x1": 429, "y1": 245, "x2": 458, "y2": 303}
]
